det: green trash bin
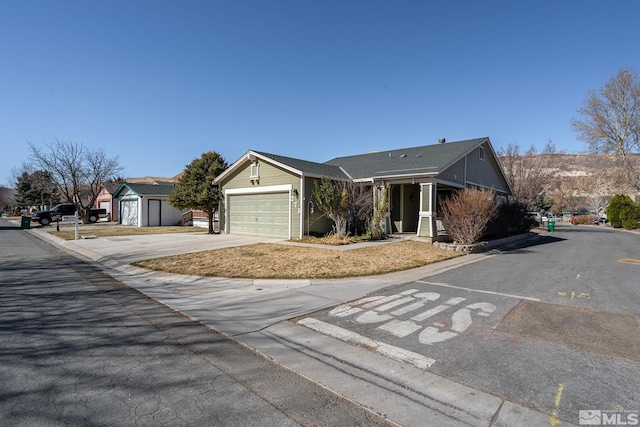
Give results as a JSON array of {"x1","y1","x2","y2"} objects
[
  {"x1": 21, "y1": 215, "x2": 31, "y2": 229},
  {"x1": 547, "y1": 220, "x2": 555, "y2": 232}
]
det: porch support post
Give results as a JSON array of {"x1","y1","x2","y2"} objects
[
  {"x1": 417, "y1": 183, "x2": 437, "y2": 240},
  {"x1": 373, "y1": 183, "x2": 391, "y2": 235}
]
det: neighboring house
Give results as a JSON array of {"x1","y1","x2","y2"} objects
[
  {"x1": 214, "y1": 137, "x2": 512, "y2": 241},
  {"x1": 112, "y1": 182, "x2": 184, "y2": 227},
  {"x1": 95, "y1": 183, "x2": 121, "y2": 221}
]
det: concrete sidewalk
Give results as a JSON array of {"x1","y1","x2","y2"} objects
[{"x1": 25, "y1": 224, "x2": 569, "y2": 426}]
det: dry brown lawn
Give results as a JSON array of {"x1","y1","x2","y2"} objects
[
  {"x1": 50, "y1": 225, "x2": 204, "y2": 240},
  {"x1": 133, "y1": 240, "x2": 464, "y2": 279}
]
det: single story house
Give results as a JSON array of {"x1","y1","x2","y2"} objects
[
  {"x1": 112, "y1": 182, "x2": 185, "y2": 227},
  {"x1": 214, "y1": 137, "x2": 512, "y2": 241}
]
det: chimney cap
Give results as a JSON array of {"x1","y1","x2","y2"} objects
[{"x1": 439, "y1": 138, "x2": 446, "y2": 144}]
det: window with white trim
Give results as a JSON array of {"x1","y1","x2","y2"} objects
[
  {"x1": 479, "y1": 146, "x2": 485, "y2": 161},
  {"x1": 250, "y1": 162, "x2": 259, "y2": 179}
]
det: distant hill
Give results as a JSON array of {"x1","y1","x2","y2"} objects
[
  {"x1": 124, "y1": 175, "x2": 179, "y2": 184},
  {"x1": 498, "y1": 152, "x2": 640, "y2": 210},
  {"x1": 546, "y1": 153, "x2": 639, "y2": 195}
]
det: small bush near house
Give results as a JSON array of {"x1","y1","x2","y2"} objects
[
  {"x1": 485, "y1": 201, "x2": 536, "y2": 239},
  {"x1": 440, "y1": 188, "x2": 498, "y2": 245},
  {"x1": 606, "y1": 195, "x2": 636, "y2": 228}
]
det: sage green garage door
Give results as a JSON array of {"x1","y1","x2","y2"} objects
[{"x1": 229, "y1": 192, "x2": 290, "y2": 238}]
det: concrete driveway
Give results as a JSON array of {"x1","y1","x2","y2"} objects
[{"x1": 50, "y1": 229, "x2": 283, "y2": 264}]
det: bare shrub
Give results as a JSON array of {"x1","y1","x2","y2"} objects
[
  {"x1": 441, "y1": 188, "x2": 498, "y2": 245},
  {"x1": 571, "y1": 214, "x2": 598, "y2": 225},
  {"x1": 368, "y1": 183, "x2": 388, "y2": 240}
]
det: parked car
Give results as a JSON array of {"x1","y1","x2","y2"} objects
[{"x1": 31, "y1": 203, "x2": 107, "y2": 226}]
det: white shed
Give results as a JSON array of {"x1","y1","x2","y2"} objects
[{"x1": 112, "y1": 182, "x2": 185, "y2": 227}]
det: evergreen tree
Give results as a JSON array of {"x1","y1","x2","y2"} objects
[
  {"x1": 14, "y1": 170, "x2": 57, "y2": 209},
  {"x1": 14, "y1": 172, "x2": 37, "y2": 207},
  {"x1": 605, "y1": 194, "x2": 635, "y2": 228},
  {"x1": 169, "y1": 151, "x2": 228, "y2": 234}
]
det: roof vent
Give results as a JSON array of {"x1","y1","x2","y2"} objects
[{"x1": 439, "y1": 138, "x2": 446, "y2": 144}]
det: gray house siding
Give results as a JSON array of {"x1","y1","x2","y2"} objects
[
  {"x1": 438, "y1": 158, "x2": 466, "y2": 185},
  {"x1": 465, "y1": 146, "x2": 509, "y2": 194}
]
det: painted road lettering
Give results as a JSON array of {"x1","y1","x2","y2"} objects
[
  {"x1": 328, "y1": 289, "x2": 497, "y2": 345},
  {"x1": 418, "y1": 301, "x2": 496, "y2": 344}
]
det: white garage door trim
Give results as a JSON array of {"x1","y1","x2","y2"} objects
[{"x1": 225, "y1": 185, "x2": 292, "y2": 239}]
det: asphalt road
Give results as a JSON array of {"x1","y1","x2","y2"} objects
[
  {"x1": 0, "y1": 218, "x2": 392, "y2": 426},
  {"x1": 7, "y1": 218, "x2": 640, "y2": 426},
  {"x1": 303, "y1": 224, "x2": 640, "y2": 425}
]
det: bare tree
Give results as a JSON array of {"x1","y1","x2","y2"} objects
[
  {"x1": 345, "y1": 182, "x2": 373, "y2": 236},
  {"x1": 29, "y1": 140, "x2": 122, "y2": 222},
  {"x1": 577, "y1": 174, "x2": 607, "y2": 215},
  {"x1": 30, "y1": 170, "x2": 57, "y2": 208},
  {"x1": 0, "y1": 186, "x2": 15, "y2": 213},
  {"x1": 498, "y1": 140, "x2": 557, "y2": 210},
  {"x1": 572, "y1": 67, "x2": 640, "y2": 190}
]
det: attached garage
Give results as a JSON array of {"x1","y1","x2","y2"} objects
[
  {"x1": 228, "y1": 191, "x2": 290, "y2": 238},
  {"x1": 215, "y1": 150, "x2": 351, "y2": 240}
]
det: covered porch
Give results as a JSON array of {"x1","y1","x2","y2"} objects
[{"x1": 375, "y1": 180, "x2": 463, "y2": 242}]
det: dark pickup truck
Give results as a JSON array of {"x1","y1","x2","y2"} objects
[{"x1": 31, "y1": 203, "x2": 107, "y2": 226}]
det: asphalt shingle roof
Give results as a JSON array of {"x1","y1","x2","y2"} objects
[
  {"x1": 324, "y1": 138, "x2": 487, "y2": 179},
  {"x1": 115, "y1": 182, "x2": 177, "y2": 197},
  {"x1": 102, "y1": 182, "x2": 121, "y2": 194},
  {"x1": 253, "y1": 150, "x2": 350, "y2": 180}
]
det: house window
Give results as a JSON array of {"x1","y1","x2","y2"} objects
[
  {"x1": 250, "y1": 162, "x2": 259, "y2": 180},
  {"x1": 479, "y1": 146, "x2": 485, "y2": 161}
]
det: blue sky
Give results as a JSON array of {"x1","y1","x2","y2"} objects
[{"x1": 2, "y1": 1, "x2": 640, "y2": 185}]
